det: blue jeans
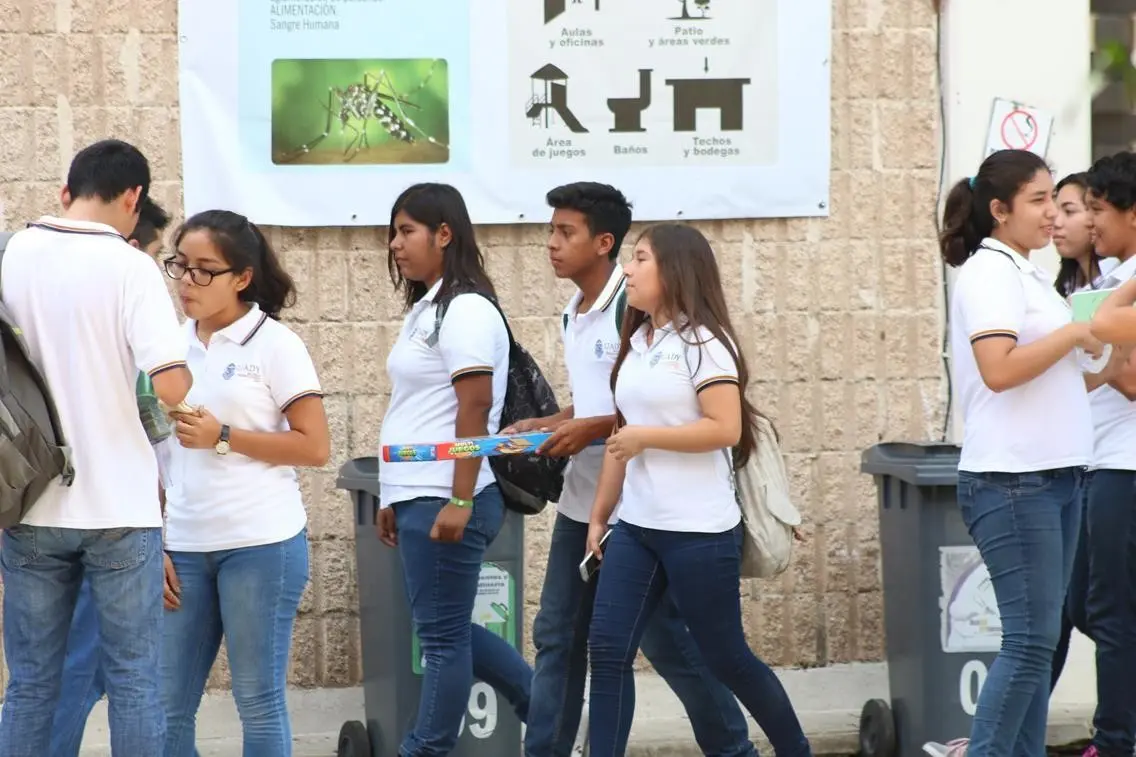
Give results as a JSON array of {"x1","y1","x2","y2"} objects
[
  {"x1": 525, "y1": 513, "x2": 755, "y2": 757},
  {"x1": 957, "y1": 468, "x2": 1083, "y2": 757},
  {"x1": 50, "y1": 576, "x2": 105, "y2": 757},
  {"x1": 1083, "y1": 470, "x2": 1136, "y2": 756},
  {"x1": 0, "y1": 525, "x2": 165, "y2": 757},
  {"x1": 587, "y1": 521, "x2": 811, "y2": 757},
  {"x1": 160, "y1": 529, "x2": 310, "y2": 757},
  {"x1": 393, "y1": 484, "x2": 533, "y2": 757},
  {"x1": 1050, "y1": 474, "x2": 1091, "y2": 693}
]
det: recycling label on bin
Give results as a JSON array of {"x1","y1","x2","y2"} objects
[
  {"x1": 412, "y1": 562, "x2": 517, "y2": 675},
  {"x1": 939, "y1": 546, "x2": 1002, "y2": 654}
]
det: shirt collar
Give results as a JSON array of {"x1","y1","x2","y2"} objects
[
  {"x1": 977, "y1": 237, "x2": 1045, "y2": 278},
  {"x1": 30, "y1": 215, "x2": 124, "y2": 241},
  {"x1": 1099, "y1": 255, "x2": 1136, "y2": 288},
  {"x1": 566, "y1": 267, "x2": 627, "y2": 317},
  {"x1": 420, "y1": 279, "x2": 443, "y2": 304},
  {"x1": 186, "y1": 303, "x2": 268, "y2": 349}
]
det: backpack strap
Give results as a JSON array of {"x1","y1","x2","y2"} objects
[
  {"x1": 0, "y1": 231, "x2": 14, "y2": 296},
  {"x1": 613, "y1": 286, "x2": 628, "y2": 334},
  {"x1": 432, "y1": 291, "x2": 517, "y2": 353}
]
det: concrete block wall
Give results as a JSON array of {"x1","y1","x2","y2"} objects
[{"x1": 0, "y1": 0, "x2": 945, "y2": 687}]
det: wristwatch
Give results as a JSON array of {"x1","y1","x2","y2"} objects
[{"x1": 215, "y1": 424, "x2": 231, "y2": 455}]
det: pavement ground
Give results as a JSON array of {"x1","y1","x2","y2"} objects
[{"x1": 74, "y1": 630, "x2": 1098, "y2": 756}]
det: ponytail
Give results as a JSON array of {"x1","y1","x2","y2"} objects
[
  {"x1": 244, "y1": 222, "x2": 296, "y2": 320},
  {"x1": 940, "y1": 149, "x2": 1050, "y2": 268},
  {"x1": 173, "y1": 210, "x2": 297, "y2": 320}
]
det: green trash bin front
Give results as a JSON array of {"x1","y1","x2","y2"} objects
[
  {"x1": 857, "y1": 443, "x2": 1000, "y2": 757},
  {"x1": 334, "y1": 457, "x2": 525, "y2": 757}
]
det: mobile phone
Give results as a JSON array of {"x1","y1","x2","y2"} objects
[{"x1": 578, "y1": 529, "x2": 613, "y2": 582}]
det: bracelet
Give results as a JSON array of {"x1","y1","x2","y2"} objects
[{"x1": 449, "y1": 496, "x2": 473, "y2": 509}]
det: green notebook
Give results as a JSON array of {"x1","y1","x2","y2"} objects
[{"x1": 1070, "y1": 287, "x2": 1118, "y2": 323}]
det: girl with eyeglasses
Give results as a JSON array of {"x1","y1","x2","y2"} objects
[{"x1": 159, "y1": 210, "x2": 330, "y2": 756}]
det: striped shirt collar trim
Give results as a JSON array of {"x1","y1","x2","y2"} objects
[{"x1": 29, "y1": 216, "x2": 125, "y2": 241}]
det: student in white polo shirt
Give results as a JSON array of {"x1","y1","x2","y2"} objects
[
  {"x1": 0, "y1": 140, "x2": 192, "y2": 757},
  {"x1": 158, "y1": 210, "x2": 330, "y2": 755},
  {"x1": 377, "y1": 182, "x2": 533, "y2": 756},
  {"x1": 926, "y1": 149, "x2": 1101, "y2": 757},
  {"x1": 503, "y1": 183, "x2": 756, "y2": 757},
  {"x1": 1056, "y1": 152, "x2": 1136, "y2": 757},
  {"x1": 583, "y1": 223, "x2": 811, "y2": 757}
]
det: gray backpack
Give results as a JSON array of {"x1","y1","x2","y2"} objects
[{"x1": 0, "y1": 231, "x2": 74, "y2": 526}]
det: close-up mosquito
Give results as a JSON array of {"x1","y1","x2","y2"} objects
[{"x1": 273, "y1": 59, "x2": 450, "y2": 165}]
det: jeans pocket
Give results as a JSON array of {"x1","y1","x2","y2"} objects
[
  {"x1": 0, "y1": 525, "x2": 38, "y2": 569},
  {"x1": 468, "y1": 485, "x2": 505, "y2": 543},
  {"x1": 86, "y1": 528, "x2": 154, "y2": 570},
  {"x1": 1014, "y1": 472, "x2": 1056, "y2": 494}
]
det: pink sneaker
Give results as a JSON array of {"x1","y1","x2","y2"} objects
[{"x1": 922, "y1": 738, "x2": 969, "y2": 757}]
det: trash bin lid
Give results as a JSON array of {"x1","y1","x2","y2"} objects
[
  {"x1": 860, "y1": 442, "x2": 960, "y2": 487},
  {"x1": 336, "y1": 456, "x2": 381, "y2": 498}
]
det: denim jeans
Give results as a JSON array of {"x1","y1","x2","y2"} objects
[
  {"x1": 1050, "y1": 472, "x2": 1091, "y2": 693},
  {"x1": 160, "y1": 528, "x2": 310, "y2": 757},
  {"x1": 0, "y1": 525, "x2": 165, "y2": 757},
  {"x1": 525, "y1": 513, "x2": 755, "y2": 757},
  {"x1": 587, "y1": 521, "x2": 811, "y2": 757},
  {"x1": 957, "y1": 468, "x2": 1083, "y2": 757},
  {"x1": 1083, "y1": 469, "x2": 1136, "y2": 756},
  {"x1": 393, "y1": 484, "x2": 533, "y2": 757},
  {"x1": 50, "y1": 576, "x2": 105, "y2": 757}
]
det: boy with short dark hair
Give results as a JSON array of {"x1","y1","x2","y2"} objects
[
  {"x1": 0, "y1": 139, "x2": 191, "y2": 755},
  {"x1": 46, "y1": 195, "x2": 177, "y2": 757},
  {"x1": 508, "y1": 181, "x2": 757, "y2": 757}
]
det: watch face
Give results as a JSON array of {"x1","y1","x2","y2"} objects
[{"x1": 216, "y1": 440, "x2": 231, "y2": 455}]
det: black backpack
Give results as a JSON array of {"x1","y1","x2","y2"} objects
[
  {"x1": 434, "y1": 292, "x2": 565, "y2": 516},
  {"x1": 0, "y1": 232, "x2": 74, "y2": 527}
]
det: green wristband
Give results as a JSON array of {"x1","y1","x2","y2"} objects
[{"x1": 449, "y1": 496, "x2": 473, "y2": 509}]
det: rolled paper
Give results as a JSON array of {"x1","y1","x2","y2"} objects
[{"x1": 382, "y1": 431, "x2": 603, "y2": 463}]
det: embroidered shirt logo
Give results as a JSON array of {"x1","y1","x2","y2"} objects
[{"x1": 222, "y1": 363, "x2": 236, "y2": 380}]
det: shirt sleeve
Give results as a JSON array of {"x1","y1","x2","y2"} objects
[
  {"x1": 956, "y1": 257, "x2": 1026, "y2": 342},
  {"x1": 266, "y1": 327, "x2": 324, "y2": 412},
  {"x1": 437, "y1": 294, "x2": 508, "y2": 381},
  {"x1": 686, "y1": 330, "x2": 740, "y2": 393},
  {"x1": 123, "y1": 256, "x2": 187, "y2": 377}
]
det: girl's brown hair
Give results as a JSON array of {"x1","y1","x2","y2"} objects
[{"x1": 609, "y1": 223, "x2": 764, "y2": 467}]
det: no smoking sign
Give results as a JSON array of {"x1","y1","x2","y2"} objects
[{"x1": 984, "y1": 98, "x2": 1053, "y2": 159}]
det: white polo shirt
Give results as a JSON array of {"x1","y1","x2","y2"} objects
[
  {"x1": 379, "y1": 282, "x2": 509, "y2": 508},
  {"x1": 949, "y1": 237, "x2": 1093, "y2": 473},
  {"x1": 164, "y1": 305, "x2": 322, "y2": 551},
  {"x1": 613, "y1": 322, "x2": 741, "y2": 533},
  {"x1": 1, "y1": 216, "x2": 187, "y2": 528},
  {"x1": 1085, "y1": 255, "x2": 1136, "y2": 471},
  {"x1": 558, "y1": 267, "x2": 625, "y2": 523}
]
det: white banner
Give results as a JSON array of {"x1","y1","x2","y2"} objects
[{"x1": 178, "y1": 0, "x2": 831, "y2": 226}]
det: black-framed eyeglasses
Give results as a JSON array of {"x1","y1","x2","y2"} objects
[{"x1": 163, "y1": 258, "x2": 235, "y2": 287}]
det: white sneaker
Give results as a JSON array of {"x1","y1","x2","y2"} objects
[{"x1": 923, "y1": 738, "x2": 969, "y2": 757}]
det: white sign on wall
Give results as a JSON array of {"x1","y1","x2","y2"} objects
[
  {"x1": 177, "y1": 0, "x2": 832, "y2": 226},
  {"x1": 983, "y1": 97, "x2": 1054, "y2": 159}
]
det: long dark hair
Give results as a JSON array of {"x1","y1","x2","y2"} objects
[
  {"x1": 609, "y1": 223, "x2": 764, "y2": 468},
  {"x1": 940, "y1": 149, "x2": 1050, "y2": 267},
  {"x1": 388, "y1": 183, "x2": 496, "y2": 311},
  {"x1": 1052, "y1": 172, "x2": 1103, "y2": 296},
  {"x1": 173, "y1": 210, "x2": 296, "y2": 319}
]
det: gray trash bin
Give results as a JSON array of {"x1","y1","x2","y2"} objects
[
  {"x1": 858, "y1": 443, "x2": 1000, "y2": 757},
  {"x1": 334, "y1": 457, "x2": 525, "y2": 757}
]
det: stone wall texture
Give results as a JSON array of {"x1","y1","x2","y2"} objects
[{"x1": 0, "y1": 0, "x2": 945, "y2": 688}]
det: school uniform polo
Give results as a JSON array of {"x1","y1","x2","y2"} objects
[
  {"x1": 557, "y1": 267, "x2": 626, "y2": 523},
  {"x1": 948, "y1": 237, "x2": 1093, "y2": 473},
  {"x1": 612, "y1": 323, "x2": 741, "y2": 533},
  {"x1": 379, "y1": 281, "x2": 510, "y2": 509},
  {"x1": 1, "y1": 216, "x2": 187, "y2": 528},
  {"x1": 164, "y1": 304, "x2": 323, "y2": 552},
  {"x1": 1086, "y1": 255, "x2": 1136, "y2": 471}
]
